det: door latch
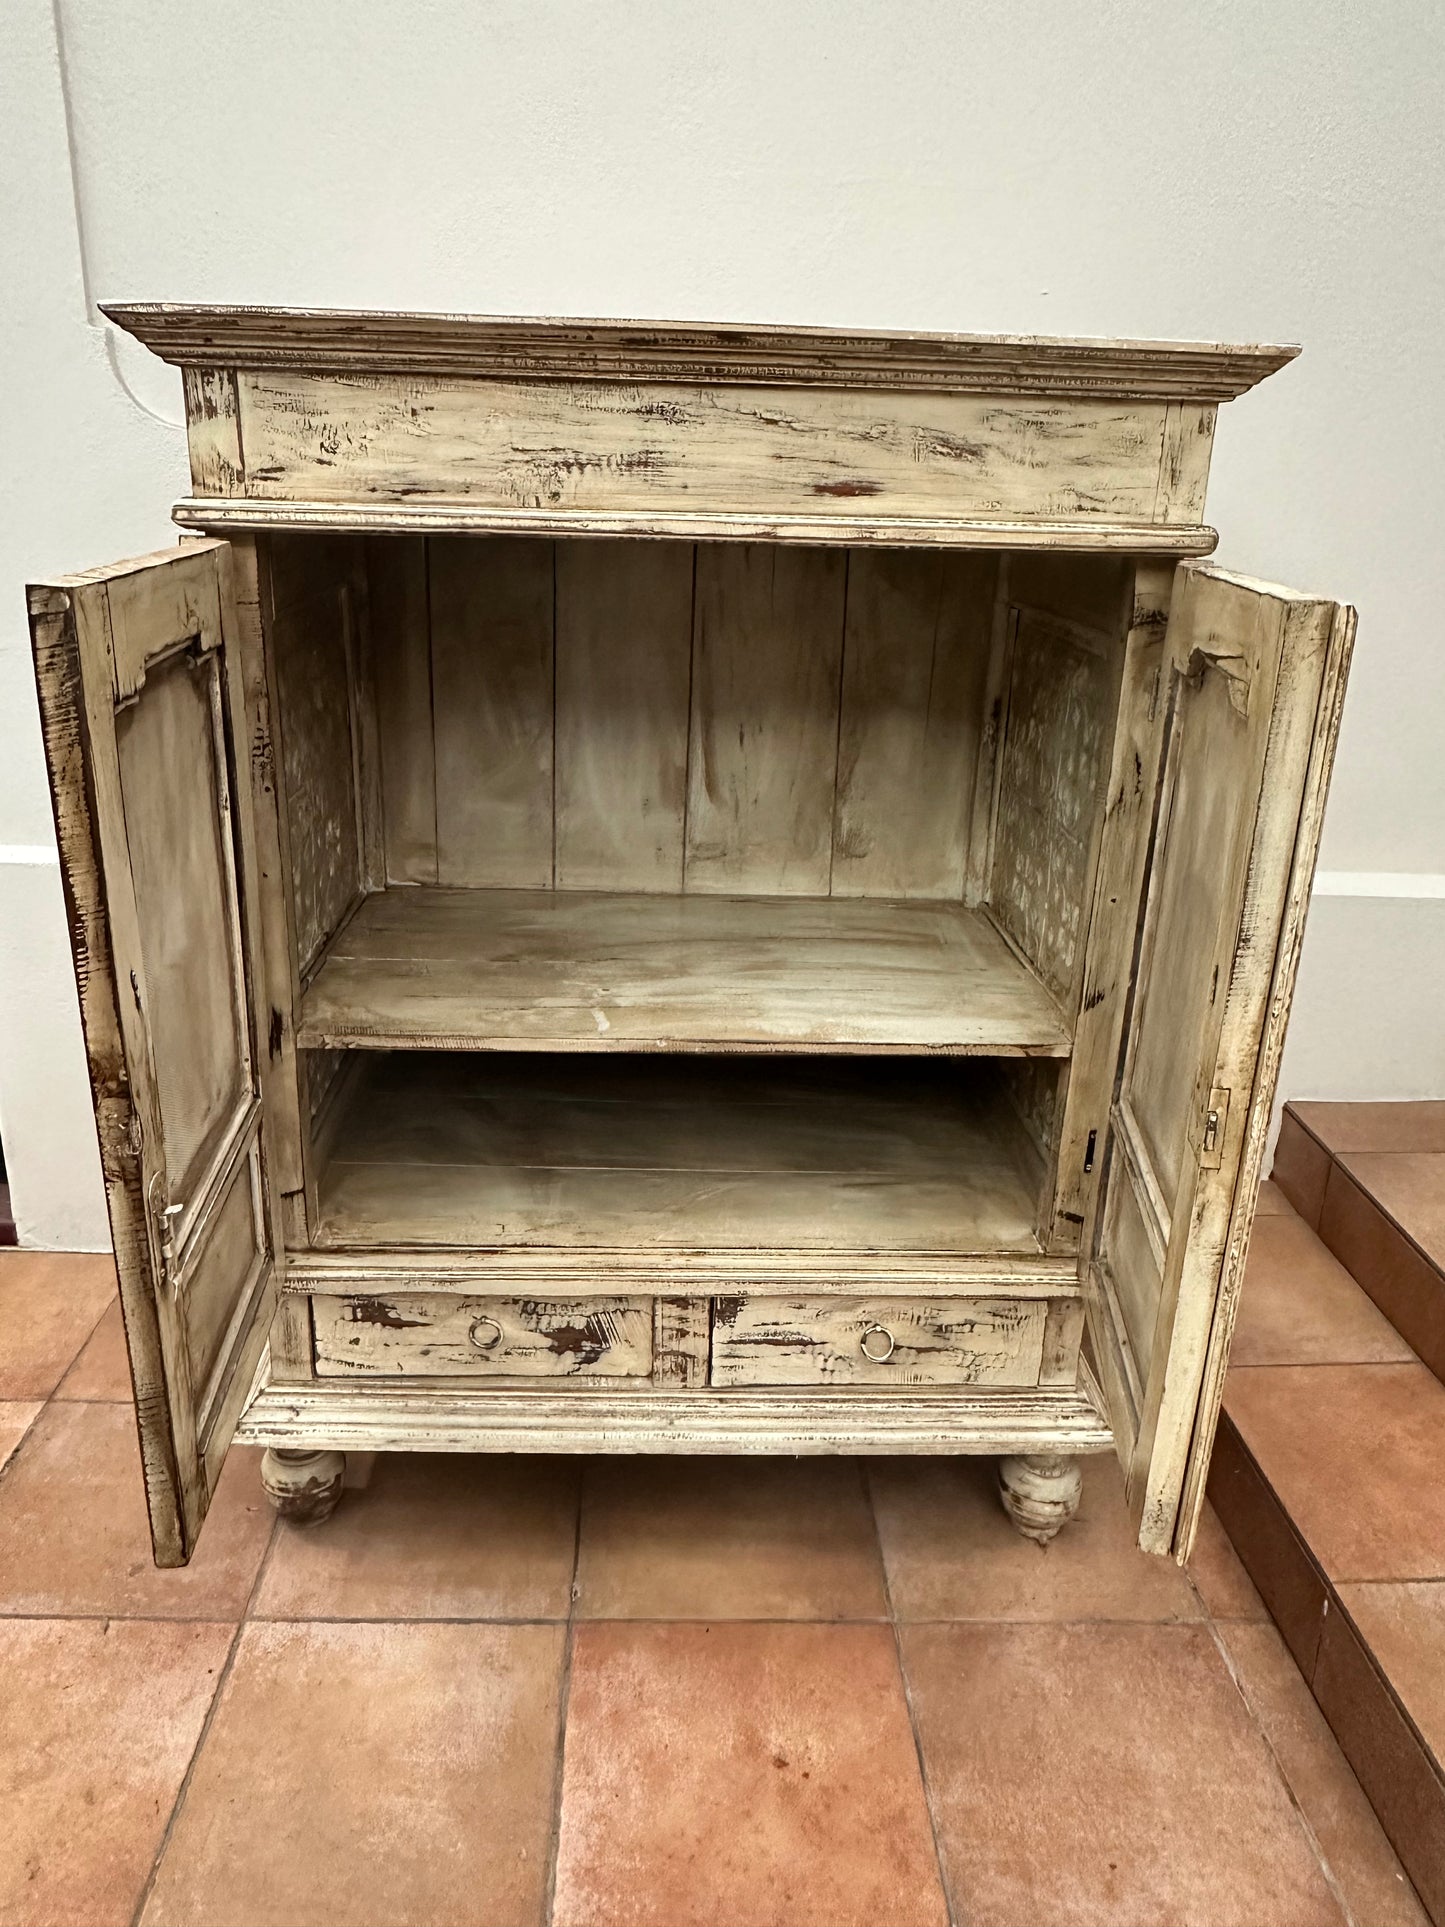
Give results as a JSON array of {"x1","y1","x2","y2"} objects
[{"x1": 1200, "y1": 1086, "x2": 1231, "y2": 1170}]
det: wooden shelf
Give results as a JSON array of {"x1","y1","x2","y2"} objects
[
  {"x1": 298, "y1": 887, "x2": 1071, "y2": 1057},
  {"x1": 314, "y1": 1055, "x2": 1046, "y2": 1254}
]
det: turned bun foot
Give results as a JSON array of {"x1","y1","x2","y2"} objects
[
  {"x1": 998, "y1": 1452, "x2": 1082, "y2": 1544},
  {"x1": 260, "y1": 1447, "x2": 346, "y2": 1525}
]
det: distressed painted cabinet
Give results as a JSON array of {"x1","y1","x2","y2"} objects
[{"x1": 27, "y1": 308, "x2": 1354, "y2": 1567}]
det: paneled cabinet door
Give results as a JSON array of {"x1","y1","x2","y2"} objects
[
  {"x1": 28, "y1": 539, "x2": 282, "y2": 1567},
  {"x1": 1090, "y1": 562, "x2": 1355, "y2": 1558}
]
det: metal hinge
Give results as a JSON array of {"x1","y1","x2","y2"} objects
[
  {"x1": 147, "y1": 1172, "x2": 183, "y2": 1291},
  {"x1": 1200, "y1": 1086, "x2": 1231, "y2": 1170}
]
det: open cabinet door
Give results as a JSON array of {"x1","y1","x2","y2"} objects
[
  {"x1": 28, "y1": 540, "x2": 282, "y2": 1567},
  {"x1": 1090, "y1": 562, "x2": 1355, "y2": 1558}
]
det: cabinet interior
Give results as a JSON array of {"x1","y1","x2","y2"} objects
[{"x1": 260, "y1": 532, "x2": 1134, "y2": 1258}]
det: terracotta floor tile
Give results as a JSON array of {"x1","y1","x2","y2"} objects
[
  {"x1": 576, "y1": 1456, "x2": 888, "y2": 1620},
  {"x1": 1232, "y1": 1213, "x2": 1415, "y2": 1366},
  {"x1": 1225, "y1": 1364, "x2": 1445, "y2": 1582},
  {"x1": 0, "y1": 1400, "x2": 41, "y2": 1473},
  {"x1": 254, "y1": 1451, "x2": 578, "y2": 1620},
  {"x1": 1219, "y1": 1620, "x2": 1429, "y2": 1926},
  {"x1": 0, "y1": 1400, "x2": 273, "y2": 1617},
  {"x1": 553, "y1": 1621, "x2": 946, "y2": 1927},
  {"x1": 1312, "y1": 1605, "x2": 1445, "y2": 1922},
  {"x1": 1341, "y1": 1151, "x2": 1445, "y2": 1268},
  {"x1": 1294, "y1": 1100, "x2": 1445, "y2": 1155},
  {"x1": 142, "y1": 1619, "x2": 563, "y2": 1927},
  {"x1": 0, "y1": 1250, "x2": 116, "y2": 1397},
  {"x1": 55, "y1": 1295, "x2": 134, "y2": 1400},
  {"x1": 0, "y1": 1617, "x2": 232, "y2": 1927},
  {"x1": 1256, "y1": 1177, "x2": 1295, "y2": 1215},
  {"x1": 1273, "y1": 1110, "x2": 1332, "y2": 1228},
  {"x1": 1207, "y1": 1413, "x2": 1330, "y2": 1675},
  {"x1": 871, "y1": 1453, "x2": 1199, "y2": 1622},
  {"x1": 902, "y1": 1621, "x2": 1343, "y2": 1927},
  {"x1": 1187, "y1": 1500, "x2": 1269, "y2": 1620},
  {"x1": 1337, "y1": 1580, "x2": 1445, "y2": 1766},
  {"x1": 1318, "y1": 1163, "x2": 1445, "y2": 1383}
]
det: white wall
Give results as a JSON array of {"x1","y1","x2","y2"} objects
[{"x1": 3, "y1": 0, "x2": 1443, "y2": 1245}]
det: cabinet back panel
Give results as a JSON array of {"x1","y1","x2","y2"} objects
[{"x1": 362, "y1": 536, "x2": 1002, "y2": 901}]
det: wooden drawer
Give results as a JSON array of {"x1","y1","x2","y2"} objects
[
  {"x1": 311, "y1": 1294, "x2": 653, "y2": 1379},
  {"x1": 709, "y1": 1294, "x2": 1050, "y2": 1388}
]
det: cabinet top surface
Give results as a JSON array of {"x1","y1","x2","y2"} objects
[{"x1": 102, "y1": 302, "x2": 1297, "y2": 401}]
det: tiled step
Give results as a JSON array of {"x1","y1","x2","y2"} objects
[
  {"x1": 1210, "y1": 1169, "x2": 1445, "y2": 1922},
  {"x1": 1274, "y1": 1100, "x2": 1445, "y2": 1384}
]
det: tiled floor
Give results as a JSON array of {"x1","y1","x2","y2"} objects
[
  {"x1": 1213, "y1": 1110, "x2": 1445, "y2": 1921},
  {"x1": 0, "y1": 1250, "x2": 1428, "y2": 1927}
]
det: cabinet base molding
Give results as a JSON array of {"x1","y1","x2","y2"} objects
[
  {"x1": 237, "y1": 1357, "x2": 1113, "y2": 1458},
  {"x1": 997, "y1": 1452, "x2": 1085, "y2": 1543},
  {"x1": 259, "y1": 1446, "x2": 347, "y2": 1524}
]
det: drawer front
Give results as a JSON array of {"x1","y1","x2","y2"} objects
[
  {"x1": 311, "y1": 1294, "x2": 653, "y2": 1379},
  {"x1": 710, "y1": 1295, "x2": 1047, "y2": 1388}
]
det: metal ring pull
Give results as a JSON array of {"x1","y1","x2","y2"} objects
[
  {"x1": 468, "y1": 1315, "x2": 504, "y2": 1352},
  {"x1": 859, "y1": 1322, "x2": 896, "y2": 1363}
]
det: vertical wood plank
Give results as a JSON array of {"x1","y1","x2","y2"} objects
[
  {"x1": 832, "y1": 550, "x2": 994, "y2": 898},
  {"x1": 343, "y1": 537, "x2": 387, "y2": 894},
  {"x1": 653, "y1": 1297, "x2": 710, "y2": 1387},
  {"x1": 555, "y1": 540, "x2": 694, "y2": 891},
  {"x1": 365, "y1": 536, "x2": 437, "y2": 883},
  {"x1": 431, "y1": 536, "x2": 555, "y2": 888},
  {"x1": 685, "y1": 544, "x2": 846, "y2": 895}
]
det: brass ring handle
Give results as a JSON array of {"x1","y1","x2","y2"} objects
[
  {"x1": 468, "y1": 1315, "x2": 504, "y2": 1352},
  {"x1": 859, "y1": 1322, "x2": 896, "y2": 1363}
]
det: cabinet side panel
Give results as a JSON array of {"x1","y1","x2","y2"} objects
[
  {"x1": 364, "y1": 536, "x2": 437, "y2": 884},
  {"x1": 831, "y1": 550, "x2": 995, "y2": 899},
  {"x1": 265, "y1": 534, "x2": 366, "y2": 975},
  {"x1": 555, "y1": 540, "x2": 694, "y2": 891},
  {"x1": 989, "y1": 612, "x2": 1115, "y2": 1002},
  {"x1": 430, "y1": 536, "x2": 555, "y2": 888},
  {"x1": 684, "y1": 544, "x2": 847, "y2": 895}
]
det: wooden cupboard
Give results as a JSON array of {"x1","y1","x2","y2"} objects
[{"x1": 26, "y1": 307, "x2": 1354, "y2": 1565}]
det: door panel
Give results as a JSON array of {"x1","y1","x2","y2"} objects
[
  {"x1": 1091, "y1": 562, "x2": 1355, "y2": 1557},
  {"x1": 29, "y1": 540, "x2": 281, "y2": 1565}
]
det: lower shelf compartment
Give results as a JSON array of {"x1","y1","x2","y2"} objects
[{"x1": 310, "y1": 1053, "x2": 1048, "y2": 1254}]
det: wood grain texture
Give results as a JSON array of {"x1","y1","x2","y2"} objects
[
  {"x1": 235, "y1": 1373, "x2": 1115, "y2": 1457},
  {"x1": 296, "y1": 886, "x2": 1070, "y2": 1054},
  {"x1": 832, "y1": 550, "x2": 994, "y2": 898},
  {"x1": 176, "y1": 497, "x2": 1221, "y2": 554},
  {"x1": 990, "y1": 612, "x2": 1114, "y2": 1002},
  {"x1": 653, "y1": 1298, "x2": 710, "y2": 1386},
  {"x1": 264, "y1": 535, "x2": 365, "y2": 975},
  {"x1": 108, "y1": 303, "x2": 1298, "y2": 400},
  {"x1": 364, "y1": 537, "x2": 436, "y2": 883},
  {"x1": 429, "y1": 536, "x2": 554, "y2": 887},
  {"x1": 310, "y1": 1054, "x2": 1047, "y2": 1255},
  {"x1": 311, "y1": 1293, "x2": 653, "y2": 1378},
  {"x1": 685, "y1": 544, "x2": 847, "y2": 894},
  {"x1": 554, "y1": 540, "x2": 693, "y2": 890},
  {"x1": 710, "y1": 1294, "x2": 1047, "y2": 1388},
  {"x1": 27, "y1": 542, "x2": 278, "y2": 1565}
]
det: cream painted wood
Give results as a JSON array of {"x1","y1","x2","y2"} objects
[
  {"x1": 27, "y1": 541, "x2": 279, "y2": 1566},
  {"x1": 297, "y1": 886, "x2": 1071, "y2": 1055},
  {"x1": 35, "y1": 308, "x2": 1342, "y2": 1566},
  {"x1": 311, "y1": 1293, "x2": 654, "y2": 1379},
  {"x1": 1090, "y1": 564, "x2": 1356, "y2": 1556},
  {"x1": 709, "y1": 1294, "x2": 1054, "y2": 1388},
  {"x1": 236, "y1": 1368, "x2": 1117, "y2": 1457},
  {"x1": 309, "y1": 1055, "x2": 1047, "y2": 1256}
]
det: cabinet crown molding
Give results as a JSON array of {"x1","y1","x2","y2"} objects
[{"x1": 101, "y1": 303, "x2": 1297, "y2": 402}]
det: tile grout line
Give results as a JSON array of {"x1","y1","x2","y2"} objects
[
  {"x1": 126, "y1": 1501, "x2": 285, "y2": 1927},
  {"x1": 861, "y1": 1460, "x2": 961, "y2": 1927},
  {"x1": 541, "y1": 1466, "x2": 585, "y2": 1927},
  {"x1": 1201, "y1": 1611, "x2": 1360, "y2": 1927}
]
